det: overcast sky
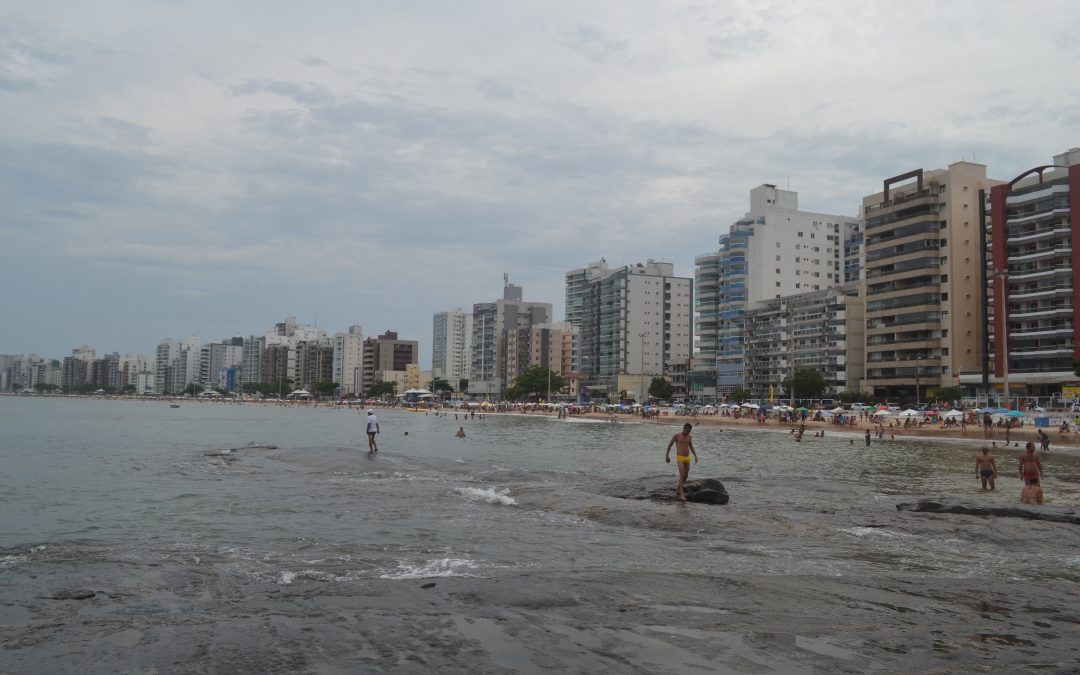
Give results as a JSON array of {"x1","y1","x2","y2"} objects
[{"x1": 2, "y1": 1, "x2": 1078, "y2": 367}]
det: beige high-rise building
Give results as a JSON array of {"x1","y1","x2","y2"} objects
[{"x1": 861, "y1": 162, "x2": 1001, "y2": 400}]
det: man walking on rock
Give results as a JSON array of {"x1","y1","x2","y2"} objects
[{"x1": 665, "y1": 423, "x2": 698, "y2": 502}]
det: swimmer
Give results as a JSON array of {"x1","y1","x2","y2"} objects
[
  {"x1": 664, "y1": 423, "x2": 698, "y2": 502},
  {"x1": 455, "y1": 427, "x2": 466, "y2": 438},
  {"x1": 1020, "y1": 477, "x2": 1043, "y2": 505}
]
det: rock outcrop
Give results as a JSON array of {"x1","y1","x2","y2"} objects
[
  {"x1": 595, "y1": 476, "x2": 729, "y2": 505},
  {"x1": 896, "y1": 499, "x2": 1080, "y2": 524}
]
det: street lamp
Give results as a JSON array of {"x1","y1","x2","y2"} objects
[
  {"x1": 638, "y1": 331, "x2": 647, "y2": 403},
  {"x1": 995, "y1": 268, "x2": 1010, "y2": 409},
  {"x1": 787, "y1": 305, "x2": 796, "y2": 407}
]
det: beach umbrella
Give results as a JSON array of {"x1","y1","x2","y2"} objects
[
  {"x1": 774, "y1": 405, "x2": 793, "y2": 412},
  {"x1": 942, "y1": 410, "x2": 964, "y2": 419},
  {"x1": 1005, "y1": 410, "x2": 1026, "y2": 418},
  {"x1": 796, "y1": 406, "x2": 809, "y2": 412},
  {"x1": 872, "y1": 409, "x2": 893, "y2": 417},
  {"x1": 830, "y1": 406, "x2": 846, "y2": 414},
  {"x1": 899, "y1": 409, "x2": 919, "y2": 418}
]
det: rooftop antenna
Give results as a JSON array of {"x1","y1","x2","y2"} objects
[{"x1": 503, "y1": 273, "x2": 509, "y2": 287}]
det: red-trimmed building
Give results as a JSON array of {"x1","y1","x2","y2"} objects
[{"x1": 980, "y1": 148, "x2": 1080, "y2": 401}]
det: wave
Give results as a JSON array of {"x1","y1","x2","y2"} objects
[
  {"x1": 453, "y1": 486, "x2": 516, "y2": 506},
  {"x1": 378, "y1": 557, "x2": 480, "y2": 580},
  {"x1": 839, "y1": 526, "x2": 912, "y2": 539}
]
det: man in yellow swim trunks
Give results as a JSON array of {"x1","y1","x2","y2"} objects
[{"x1": 665, "y1": 422, "x2": 699, "y2": 502}]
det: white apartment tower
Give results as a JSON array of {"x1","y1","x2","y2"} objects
[
  {"x1": 574, "y1": 260, "x2": 693, "y2": 396},
  {"x1": 432, "y1": 310, "x2": 472, "y2": 385},
  {"x1": 333, "y1": 325, "x2": 364, "y2": 395},
  {"x1": 695, "y1": 185, "x2": 858, "y2": 394}
]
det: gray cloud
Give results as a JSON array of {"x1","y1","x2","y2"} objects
[{"x1": 1, "y1": 1, "x2": 1078, "y2": 360}]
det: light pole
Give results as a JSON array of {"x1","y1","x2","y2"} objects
[
  {"x1": 638, "y1": 331, "x2": 647, "y2": 404},
  {"x1": 914, "y1": 357, "x2": 920, "y2": 405},
  {"x1": 787, "y1": 305, "x2": 796, "y2": 407},
  {"x1": 995, "y1": 268, "x2": 1010, "y2": 409}
]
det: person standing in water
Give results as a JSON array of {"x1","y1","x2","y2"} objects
[
  {"x1": 366, "y1": 410, "x2": 380, "y2": 454},
  {"x1": 975, "y1": 446, "x2": 997, "y2": 490},
  {"x1": 455, "y1": 427, "x2": 466, "y2": 438},
  {"x1": 665, "y1": 423, "x2": 699, "y2": 502}
]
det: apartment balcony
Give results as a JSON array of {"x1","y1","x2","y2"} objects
[
  {"x1": 1010, "y1": 326, "x2": 1073, "y2": 339},
  {"x1": 1009, "y1": 285, "x2": 1073, "y2": 300},
  {"x1": 1006, "y1": 224, "x2": 1069, "y2": 243},
  {"x1": 1008, "y1": 247, "x2": 1072, "y2": 264},
  {"x1": 1008, "y1": 305, "x2": 1073, "y2": 320}
]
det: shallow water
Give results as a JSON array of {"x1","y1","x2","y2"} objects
[{"x1": 2, "y1": 397, "x2": 1079, "y2": 673}]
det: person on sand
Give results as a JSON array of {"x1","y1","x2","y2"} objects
[
  {"x1": 864, "y1": 430, "x2": 871, "y2": 447},
  {"x1": 1018, "y1": 442, "x2": 1042, "y2": 484},
  {"x1": 366, "y1": 410, "x2": 380, "y2": 454},
  {"x1": 665, "y1": 423, "x2": 699, "y2": 502},
  {"x1": 1020, "y1": 477, "x2": 1044, "y2": 505},
  {"x1": 975, "y1": 447, "x2": 997, "y2": 490},
  {"x1": 455, "y1": 427, "x2": 466, "y2": 438}
]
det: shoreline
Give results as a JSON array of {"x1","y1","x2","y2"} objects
[{"x1": 8, "y1": 393, "x2": 1080, "y2": 451}]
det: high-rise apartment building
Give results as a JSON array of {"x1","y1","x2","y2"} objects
[
  {"x1": 432, "y1": 310, "x2": 472, "y2": 385},
  {"x1": 333, "y1": 326, "x2": 364, "y2": 395},
  {"x1": 744, "y1": 284, "x2": 864, "y2": 399},
  {"x1": 565, "y1": 260, "x2": 611, "y2": 327},
  {"x1": 470, "y1": 282, "x2": 553, "y2": 397},
  {"x1": 574, "y1": 260, "x2": 692, "y2": 397},
  {"x1": 974, "y1": 148, "x2": 1080, "y2": 401},
  {"x1": 861, "y1": 162, "x2": 999, "y2": 400},
  {"x1": 198, "y1": 341, "x2": 243, "y2": 391},
  {"x1": 360, "y1": 331, "x2": 419, "y2": 394},
  {"x1": 695, "y1": 185, "x2": 858, "y2": 395}
]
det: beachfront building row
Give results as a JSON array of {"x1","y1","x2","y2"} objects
[
  {"x1": 694, "y1": 185, "x2": 861, "y2": 397},
  {"x1": 567, "y1": 259, "x2": 693, "y2": 400}
]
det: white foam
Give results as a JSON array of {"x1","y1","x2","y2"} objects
[
  {"x1": 276, "y1": 569, "x2": 334, "y2": 585},
  {"x1": 378, "y1": 557, "x2": 480, "y2": 580},
  {"x1": 453, "y1": 486, "x2": 516, "y2": 506},
  {"x1": 839, "y1": 526, "x2": 911, "y2": 538}
]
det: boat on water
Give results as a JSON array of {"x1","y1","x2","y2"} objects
[{"x1": 170, "y1": 403, "x2": 180, "y2": 409}]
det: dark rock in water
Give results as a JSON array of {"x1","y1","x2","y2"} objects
[
  {"x1": 595, "y1": 476, "x2": 729, "y2": 505},
  {"x1": 421, "y1": 582, "x2": 436, "y2": 589},
  {"x1": 896, "y1": 499, "x2": 1080, "y2": 524},
  {"x1": 226, "y1": 444, "x2": 279, "y2": 452},
  {"x1": 50, "y1": 589, "x2": 96, "y2": 600}
]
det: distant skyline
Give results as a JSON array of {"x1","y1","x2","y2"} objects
[{"x1": 3, "y1": 1, "x2": 1079, "y2": 364}]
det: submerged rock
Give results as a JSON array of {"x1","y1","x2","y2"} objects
[
  {"x1": 228, "y1": 443, "x2": 278, "y2": 451},
  {"x1": 596, "y1": 475, "x2": 729, "y2": 505},
  {"x1": 50, "y1": 589, "x2": 96, "y2": 600},
  {"x1": 896, "y1": 499, "x2": 1080, "y2": 524}
]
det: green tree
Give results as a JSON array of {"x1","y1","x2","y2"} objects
[
  {"x1": 121, "y1": 384, "x2": 137, "y2": 395},
  {"x1": 729, "y1": 388, "x2": 751, "y2": 403},
  {"x1": 428, "y1": 378, "x2": 453, "y2": 395},
  {"x1": 183, "y1": 383, "x2": 200, "y2": 396},
  {"x1": 311, "y1": 380, "x2": 339, "y2": 396},
  {"x1": 508, "y1": 366, "x2": 564, "y2": 401},
  {"x1": 782, "y1": 369, "x2": 827, "y2": 401},
  {"x1": 648, "y1": 377, "x2": 673, "y2": 401},
  {"x1": 34, "y1": 382, "x2": 59, "y2": 393},
  {"x1": 932, "y1": 385, "x2": 963, "y2": 404},
  {"x1": 458, "y1": 378, "x2": 469, "y2": 394},
  {"x1": 367, "y1": 380, "x2": 397, "y2": 399}
]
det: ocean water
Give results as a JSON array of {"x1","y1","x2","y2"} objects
[{"x1": 2, "y1": 397, "x2": 1079, "y2": 673}]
